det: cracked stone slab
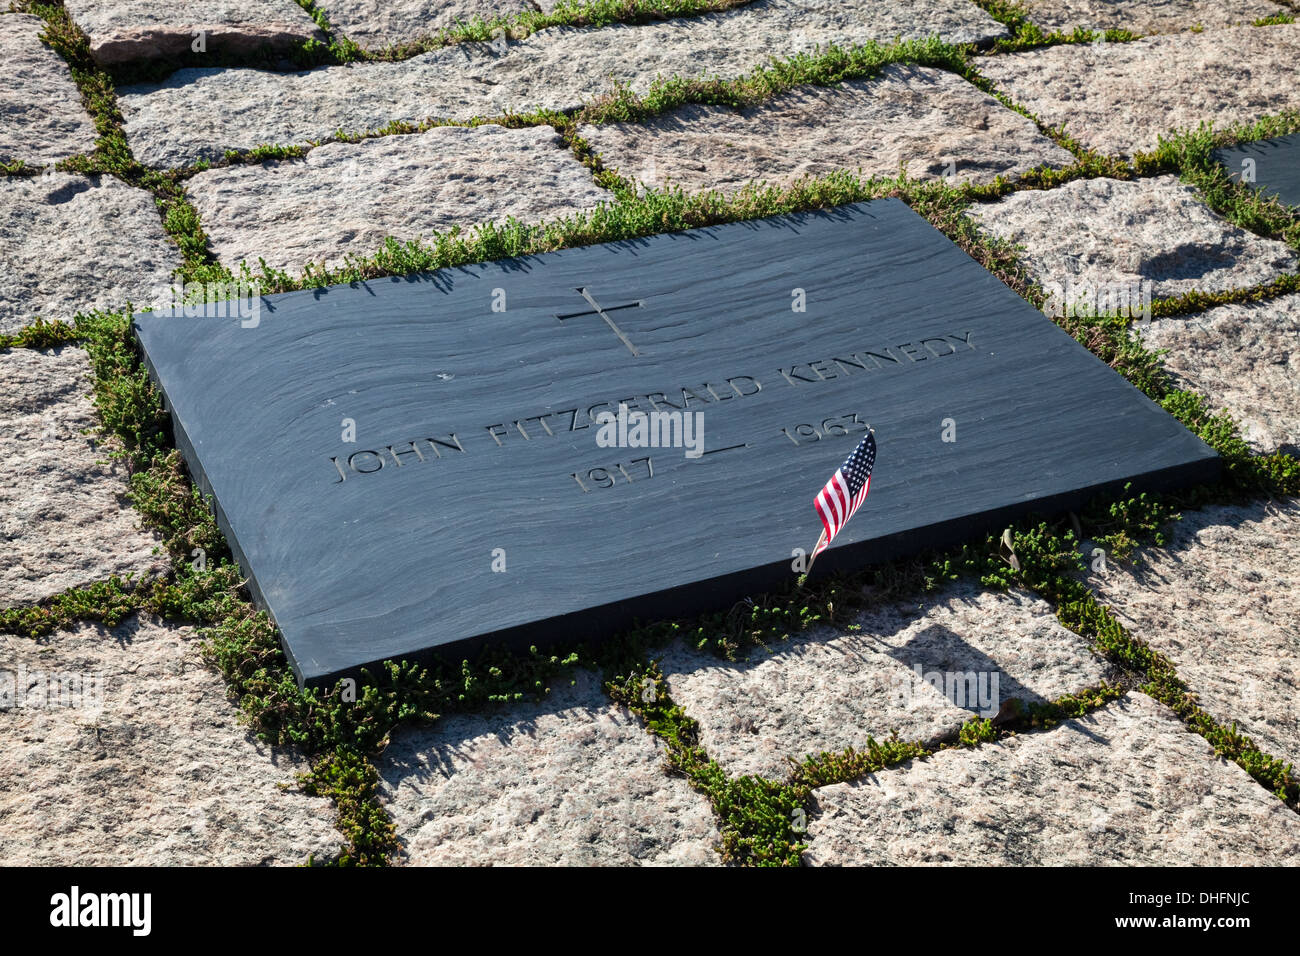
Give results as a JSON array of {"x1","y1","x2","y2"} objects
[
  {"x1": 658, "y1": 581, "x2": 1117, "y2": 780},
  {"x1": 1138, "y1": 294, "x2": 1300, "y2": 454},
  {"x1": 378, "y1": 669, "x2": 720, "y2": 865},
  {"x1": 63, "y1": 0, "x2": 325, "y2": 66},
  {"x1": 804, "y1": 692, "x2": 1300, "y2": 865},
  {"x1": 0, "y1": 615, "x2": 341, "y2": 865},
  {"x1": 0, "y1": 173, "x2": 184, "y2": 333},
  {"x1": 118, "y1": 0, "x2": 1008, "y2": 168},
  {"x1": 0, "y1": 14, "x2": 98, "y2": 167},
  {"x1": 978, "y1": 24, "x2": 1300, "y2": 158},
  {"x1": 321, "y1": 0, "x2": 540, "y2": 51},
  {"x1": 0, "y1": 347, "x2": 166, "y2": 606},
  {"x1": 1021, "y1": 0, "x2": 1286, "y2": 34},
  {"x1": 1087, "y1": 499, "x2": 1300, "y2": 771},
  {"x1": 969, "y1": 175, "x2": 1298, "y2": 303},
  {"x1": 579, "y1": 65, "x2": 1076, "y2": 194},
  {"x1": 184, "y1": 124, "x2": 610, "y2": 276}
]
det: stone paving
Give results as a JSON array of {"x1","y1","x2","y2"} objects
[
  {"x1": 1138, "y1": 294, "x2": 1300, "y2": 454},
  {"x1": 580, "y1": 65, "x2": 1076, "y2": 194},
  {"x1": 0, "y1": 14, "x2": 98, "y2": 166},
  {"x1": 0, "y1": 347, "x2": 164, "y2": 605},
  {"x1": 1, "y1": 173, "x2": 183, "y2": 332},
  {"x1": 187, "y1": 124, "x2": 609, "y2": 275},
  {"x1": 970, "y1": 175, "x2": 1299, "y2": 302},
  {"x1": 658, "y1": 582, "x2": 1115, "y2": 780},
  {"x1": 3, "y1": 0, "x2": 1299, "y2": 867},
  {"x1": 0, "y1": 616, "x2": 340, "y2": 864},
  {"x1": 978, "y1": 24, "x2": 1300, "y2": 157},
  {"x1": 62, "y1": 0, "x2": 325, "y2": 66},
  {"x1": 805, "y1": 693, "x2": 1300, "y2": 866}
]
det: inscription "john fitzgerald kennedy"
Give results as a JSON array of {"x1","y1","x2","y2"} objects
[{"x1": 327, "y1": 329, "x2": 977, "y2": 483}]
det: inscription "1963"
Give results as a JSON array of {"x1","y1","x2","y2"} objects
[{"x1": 781, "y1": 412, "x2": 869, "y2": 445}]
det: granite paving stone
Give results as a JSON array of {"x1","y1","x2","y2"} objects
[
  {"x1": 0, "y1": 346, "x2": 166, "y2": 606},
  {"x1": 579, "y1": 65, "x2": 1076, "y2": 194},
  {"x1": 0, "y1": 172, "x2": 184, "y2": 334},
  {"x1": 119, "y1": 0, "x2": 1009, "y2": 168},
  {"x1": 978, "y1": 24, "x2": 1300, "y2": 157},
  {"x1": 377, "y1": 669, "x2": 721, "y2": 865},
  {"x1": 318, "y1": 0, "x2": 542, "y2": 51},
  {"x1": 969, "y1": 175, "x2": 1298, "y2": 305},
  {"x1": 0, "y1": 616, "x2": 340, "y2": 864},
  {"x1": 183, "y1": 123, "x2": 611, "y2": 275},
  {"x1": 63, "y1": 0, "x2": 325, "y2": 66},
  {"x1": 1139, "y1": 294, "x2": 1300, "y2": 454},
  {"x1": 1021, "y1": 0, "x2": 1286, "y2": 35},
  {"x1": 1087, "y1": 499, "x2": 1300, "y2": 770},
  {"x1": 0, "y1": 14, "x2": 98, "y2": 167},
  {"x1": 658, "y1": 581, "x2": 1117, "y2": 780},
  {"x1": 804, "y1": 693, "x2": 1300, "y2": 865}
]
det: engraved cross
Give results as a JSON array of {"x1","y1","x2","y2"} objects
[{"x1": 556, "y1": 287, "x2": 643, "y2": 356}]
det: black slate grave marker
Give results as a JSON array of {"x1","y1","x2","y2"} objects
[
  {"x1": 133, "y1": 200, "x2": 1219, "y2": 685},
  {"x1": 1214, "y1": 133, "x2": 1300, "y2": 209}
]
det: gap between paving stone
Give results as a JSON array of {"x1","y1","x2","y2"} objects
[
  {"x1": 116, "y1": 0, "x2": 1010, "y2": 169},
  {"x1": 376, "y1": 669, "x2": 721, "y2": 865},
  {"x1": 579, "y1": 64, "x2": 1076, "y2": 194},
  {"x1": 803, "y1": 692, "x2": 1300, "y2": 865},
  {"x1": 977, "y1": 23, "x2": 1300, "y2": 158},
  {"x1": 0, "y1": 13, "x2": 98, "y2": 167},
  {"x1": 0, "y1": 615, "x2": 341, "y2": 864},
  {"x1": 0, "y1": 172, "x2": 185, "y2": 334},
  {"x1": 1086, "y1": 498, "x2": 1300, "y2": 773},
  {"x1": 658, "y1": 580, "x2": 1118, "y2": 781},
  {"x1": 61, "y1": 0, "x2": 326, "y2": 66},
  {"x1": 968, "y1": 174, "x2": 1299, "y2": 304},
  {"x1": 184, "y1": 123, "x2": 611, "y2": 276},
  {"x1": 1138, "y1": 293, "x2": 1300, "y2": 455},
  {"x1": 0, "y1": 346, "x2": 166, "y2": 607}
]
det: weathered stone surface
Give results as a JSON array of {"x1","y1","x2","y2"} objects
[
  {"x1": 0, "y1": 14, "x2": 98, "y2": 167},
  {"x1": 63, "y1": 0, "x2": 324, "y2": 66},
  {"x1": 0, "y1": 347, "x2": 166, "y2": 606},
  {"x1": 184, "y1": 124, "x2": 609, "y2": 275},
  {"x1": 0, "y1": 616, "x2": 340, "y2": 865},
  {"x1": 119, "y1": 0, "x2": 1008, "y2": 168},
  {"x1": 969, "y1": 175, "x2": 1298, "y2": 302},
  {"x1": 1139, "y1": 294, "x2": 1300, "y2": 454},
  {"x1": 804, "y1": 693, "x2": 1300, "y2": 865},
  {"x1": 1088, "y1": 500, "x2": 1300, "y2": 770},
  {"x1": 321, "y1": 0, "x2": 538, "y2": 50},
  {"x1": 378, "y1": 669, "x2": 720, "y2": 865},
  {"x1": 659, "y1": 582, "x2": 1116, "y2": 780},
  {"x1": 978, "y1": 24, "x2": 1300, "y2": 157},
  {"x1": 579, "y1": 65, "x2": 1075, "y2": 194},
  {"x1": 1021, "y1": 0, "x2": 1285, "y2": 34},
  {"x1": 0, "y1": 173, "x2": 183, "y2": 333}
]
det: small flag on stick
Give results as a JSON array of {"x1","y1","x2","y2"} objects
[{"x1": 807, "y1": 430, "x2": 876, "y2": 573}]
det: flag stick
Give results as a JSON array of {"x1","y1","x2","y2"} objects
[{"x1": 805, "y1": 529, "x2": 827, "y2": 576}]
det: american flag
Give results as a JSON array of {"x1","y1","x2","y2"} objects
[{"x1": 813, "y1": 431, "x2": 876, "y2": 557}]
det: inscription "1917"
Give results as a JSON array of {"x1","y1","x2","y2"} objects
[{"x1": 570, "y1": 457, "x2": 654, "y2": 492}]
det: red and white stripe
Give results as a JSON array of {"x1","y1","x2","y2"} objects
[{"x1": 813, "y1": 470, "x2": 871, "y2": 556}]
